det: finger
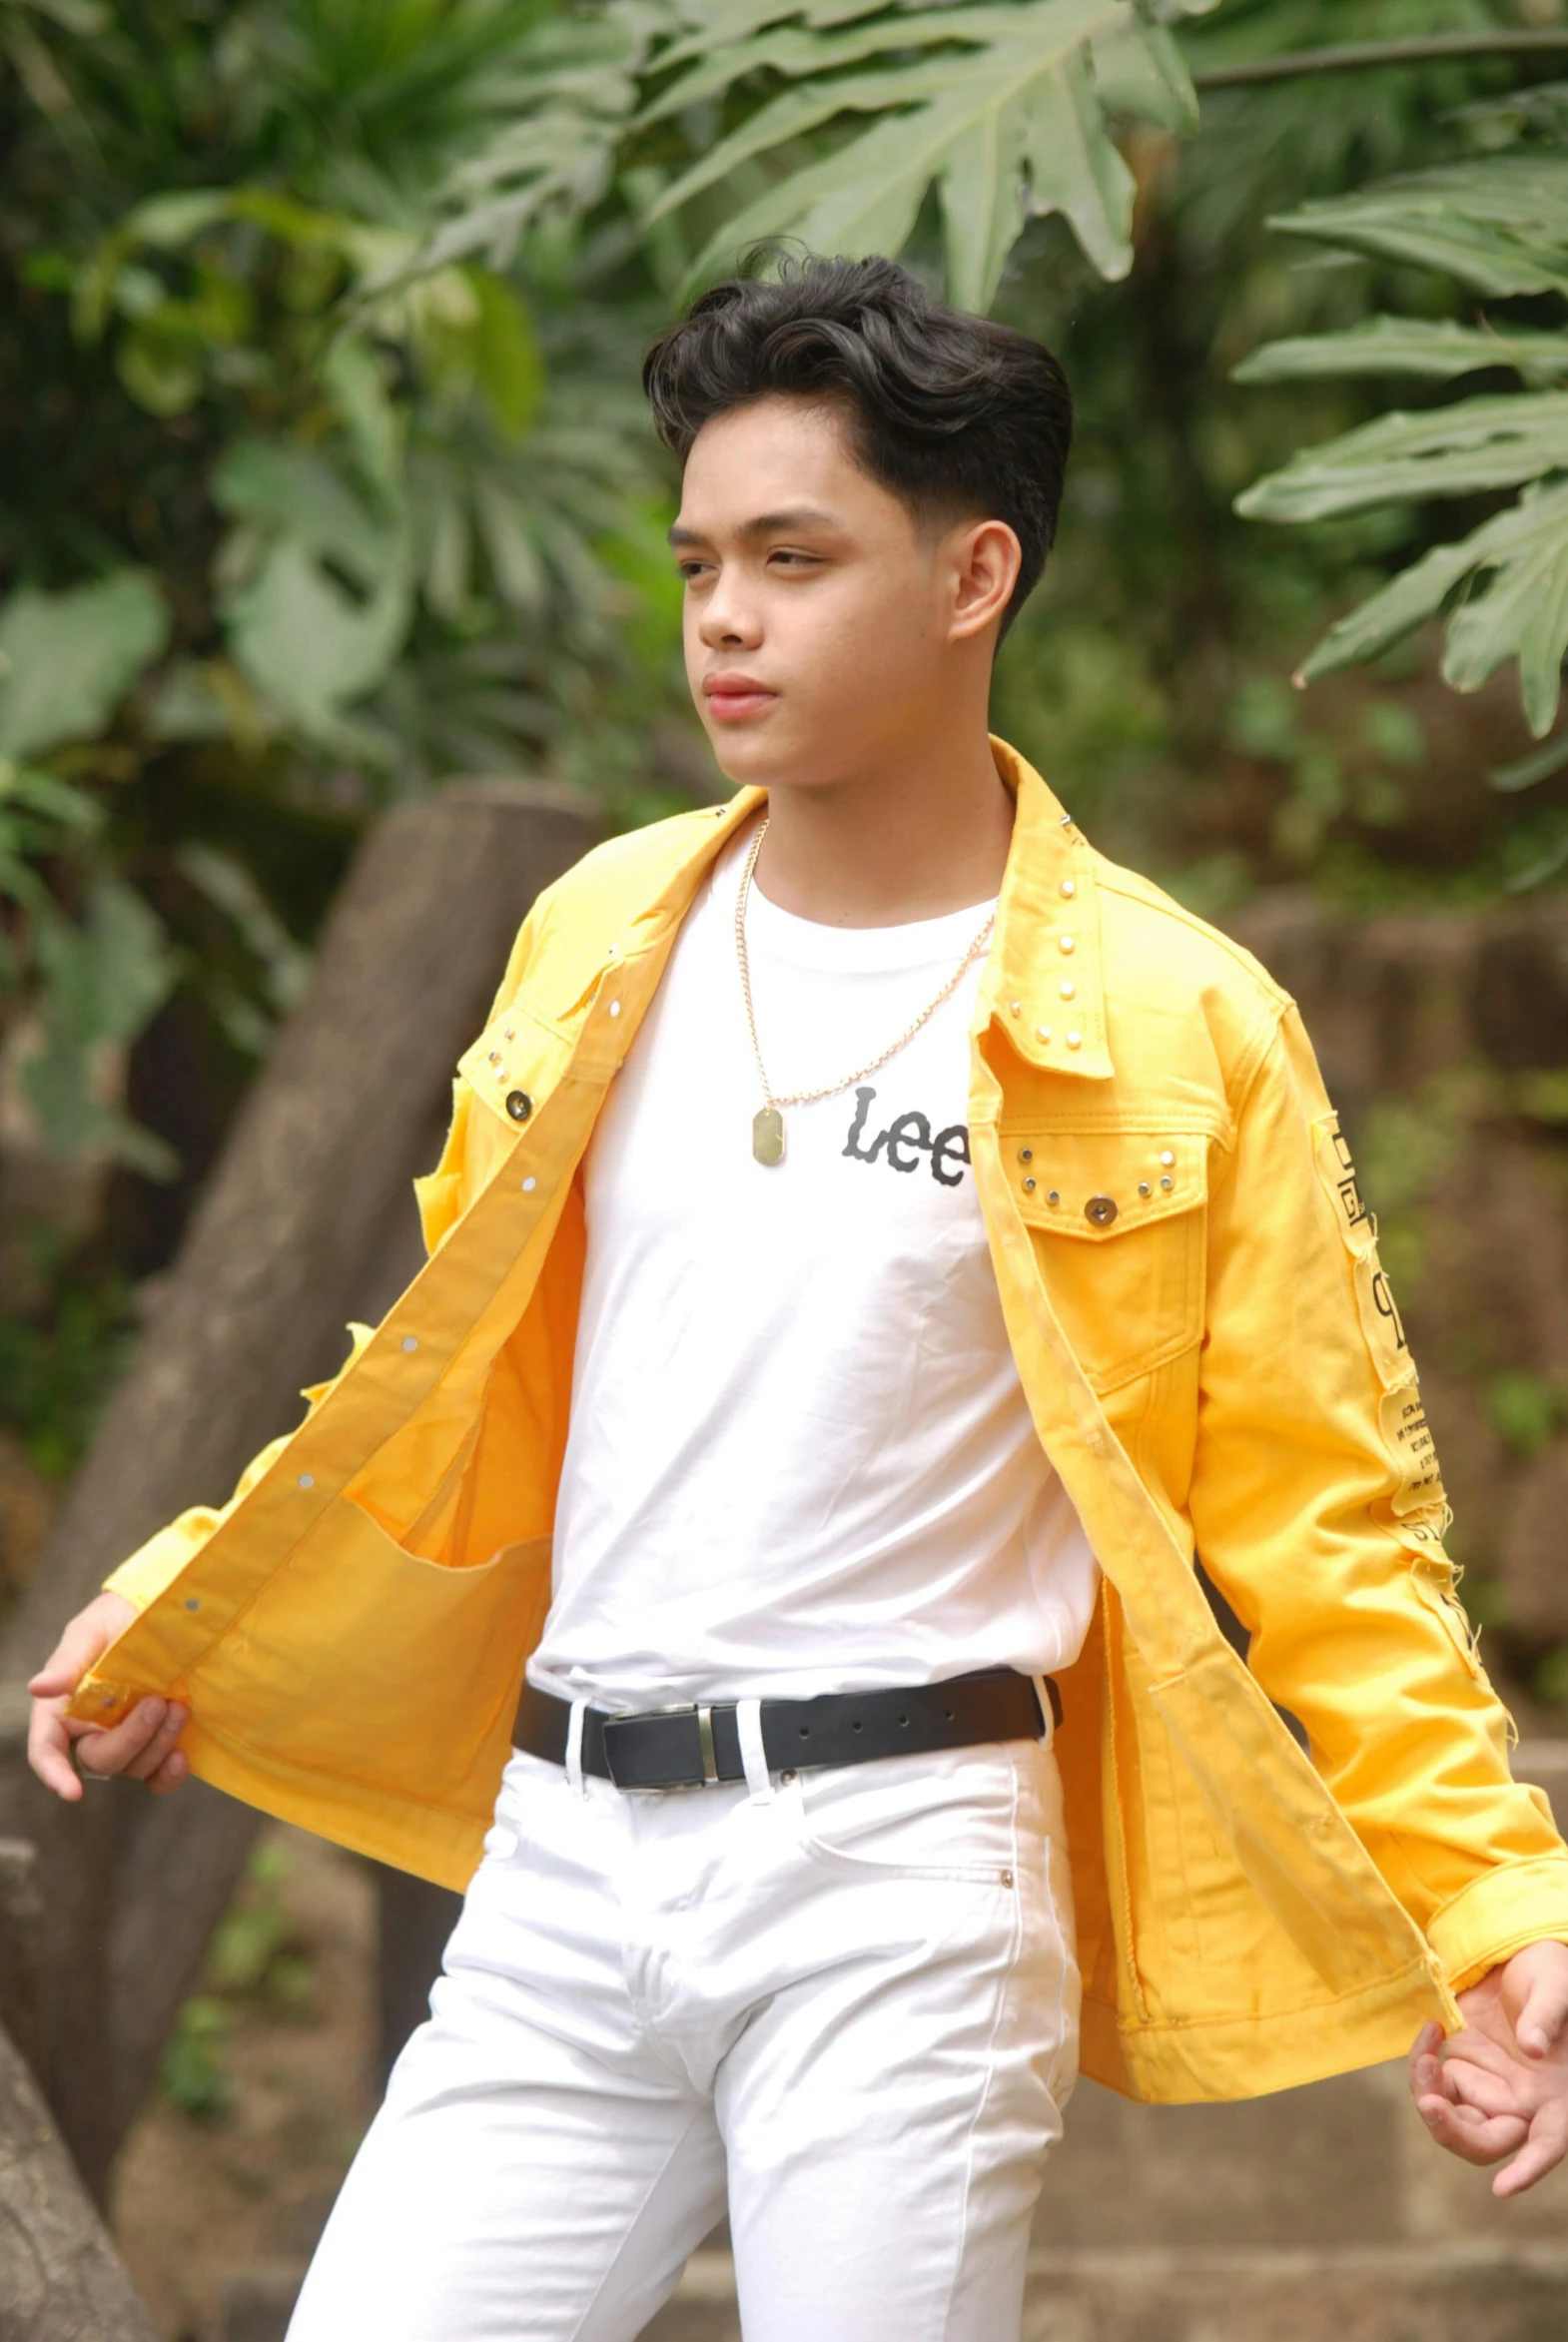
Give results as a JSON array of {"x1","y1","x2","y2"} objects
[
  {"x1": 122, "y1": 1704, "x2": 189, "y2": 1784},
  {"x1": 26, "y1": 1614, "x2": 105, "y2": 1695},
  {"x1": 1493, "y1": 2106, "x2": 1568, "y2": 2198},
  {"x1": 1416, "y1": 2092, "x2": 1528, "y2": 2165},
  {"x1": 1440, "y1": 2029, "x2": 1522, "y2": 2082},
  {"x1": 1513, "y1": 1964, "x2": 1568, "y2": 2059},
  {"x1": 75, "y1": 1699, "x2": 171, "y2": 1777},
  {"x1": 1407, "y1": 2020, "x2": 1451, "y2": 2102},
  {"x1": 1440, "y1": 2059, "x2": 1537, "y2": 2120},
  {"x1": 26, "y1": 1708, "x2": 85, "y2": 1801},
  {"x1": 144, "y1": 1747, "x2": 191, "y2": 1796},
  {"x1": 1407, "y1": 2019, "x2": 1443, "y2": 2079},
  {"x1": 1410, "y1": 2048, "x2": 1458, "y2": 2104}
]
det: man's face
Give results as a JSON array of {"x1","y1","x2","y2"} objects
[{"x1": 671, "y1": 393, "x2": 983, "y2": 792}]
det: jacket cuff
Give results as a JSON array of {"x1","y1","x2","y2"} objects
[
  {"x1": 101, "y1": 1523, "x2": 204, "y2": 1615},
  {"x1": 1425, "y1": 1853, "x2": 1568, "y2": 1993}
]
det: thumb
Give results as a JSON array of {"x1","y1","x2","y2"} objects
[
  {"x1": 1514, "y1": 1957, "x2": 1568, "y2": 2059},
  {"x1": 26, "y1": 1618, "x2": 101, "y2": 1698}
]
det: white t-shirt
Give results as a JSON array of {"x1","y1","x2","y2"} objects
[{"x1": 527, "y1": 823, "x2": 1101, "y2": 1708}]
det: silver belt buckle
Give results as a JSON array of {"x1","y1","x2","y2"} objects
[{"x1": 603, "y1": 1700, "x2": 721, "y2": 1789}]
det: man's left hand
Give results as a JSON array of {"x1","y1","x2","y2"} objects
[{"x1": 1408, "y1": 1939, "x2": 1568, "y2": 2197}]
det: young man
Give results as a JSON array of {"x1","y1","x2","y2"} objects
[{"x1": 27, "y1": 255, "x2": 1568, "y2": 2339}]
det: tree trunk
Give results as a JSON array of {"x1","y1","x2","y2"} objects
[
  {"x1": 0, "y1": 2014, "x2": 160, "y2": 2341},
  {"x1": 0, "y1": 782, "x2": 604, "y2": 2196}
]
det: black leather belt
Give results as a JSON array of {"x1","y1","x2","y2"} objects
[{"x1": 511, "y1": 1665, "x2": 1063, "y2": 1792}]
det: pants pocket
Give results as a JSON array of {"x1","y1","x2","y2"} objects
[{"x1": 787, "y1": 1744, "x2": 1033, "y2": 1885}]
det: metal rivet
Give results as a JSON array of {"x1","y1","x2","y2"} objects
[
  {"x1": 1048, "y1": 1189, "x2": 1061, "y2": 1205},
  {"x1": 1066, "y1": 1032, "x2": 1082, "y2": 1050},
  {"x1": 503, "y1": 1027, "x2": 515, "y2": 1041},
  {"x1": 101, "y1": 1694, "x2": 114, "y2": 1707},
  {"x1": 1139, "y1": 1180, "x2": 1152, "y2": 1197},
  {"x1": 1024, "y1": 1176, "x2": 1038, "y2": 1191},
  {"x1": 1161, "y1": 1173, "x2": 1174, "y2": 1190},
  {"x1": 1060, "y1": 814, "x2": 1074, "y2": 828},
  {"x1": 185, "y1": 1597, "x2": 200, "y2": 1610},
  {"x1": 1161, "y1": 1150, "x2": 1175, "y2": 1166},
  {"x1": 521, "y1": 1175, "x2": 537, "y2": 1191},
  {"x1": 401, "y1": 1335, "x2": 418, "y2": 1352},
  {"x1": 494, "y1": 1067, "x2": 508, "y2": 1082},
  {"x1": 505, "y1": 1090, "x2": 533, "y2": 1123},
  {"x1": 1086, "y1": 1193, "x2": 1119, "y2": 1227},
  {"x1": 486, "y1": 1051, "x2": 500, "y2": 1065},
  {"x1": 1020, "y1": 1147, "x2": 1034, "y2": 1162},
  {"x1": 608, "y1": 1000, "x2": 621, "y2": 1018},
  {"x1": 1060, "y1": 880, "x2": 1076, "y2": 899},
  {"x1": 1001, "y1": 1868, "x2": 1015, "y2": 1887},
  {"x1": 298, "y1": 1472, "x2": 314, "y2": 1489},
  {"x1": 1036, "y1": 1027, "x2": 1052, "y2": 1043},
  {"x1": 1060, "y1": 981, "x2": 1076, "y2": 1000},
  {"x1": 1010, "y1": 1000, "x2": 1022, "y2": 1017},
  {"x1": 1060, "y1": 935, "x2": 1076, "y2": 955}
]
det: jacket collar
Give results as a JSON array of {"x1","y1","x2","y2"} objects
[
  {"x1": 982, "y1": 733, "x2": 1113, "y2": 1083},
  {"x1": 626, "y1": 733, "x2": 1112, "y2": 1084}
]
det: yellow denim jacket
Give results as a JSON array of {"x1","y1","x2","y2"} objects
[{"x1": 72, "y1": 737, "x2": 1568, "y2": 2105}]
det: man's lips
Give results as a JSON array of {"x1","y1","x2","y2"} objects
[{"x1": 703, "y1": 675, "x2": 778, "y2": 723}]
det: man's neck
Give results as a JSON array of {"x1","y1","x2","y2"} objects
[{"x1": 747, "y1": 728, "x2": 1016, "y2": 931}]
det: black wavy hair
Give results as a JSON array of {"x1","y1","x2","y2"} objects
[{"x1": 642, "y1": 249, "x2": 1073, "y2": 639}]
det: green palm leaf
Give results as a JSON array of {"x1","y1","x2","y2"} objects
[
  {"x1": 1234, "y1": 316, "x2": 1568, "y2": 389},
  {"x1": 1234, "y1": 391, "x2": 1568, "y2": 526},
  {"x1": 1290, "y1": 482, "x2": 1568, "y2": 740},
  {"x1": 428, "y1": 0, "x2": 1201, "y2": 306},
  {"x1": 1236, "y1": 146, "x2": 1568, "y2": 747},
  {"x1": 1265, "y1": 158, "x2": 1568, "y2": 302}
]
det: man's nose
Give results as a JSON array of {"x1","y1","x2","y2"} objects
[{"x1": 697, "y1": 576, "x2": 762, "y2": 649}]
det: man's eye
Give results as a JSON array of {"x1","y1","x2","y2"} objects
[
  {"x1": 770, "y1": 551, "x2": 817, "y2": 568},
  {"x1": 676, "y1": 560, "x2": 709, "y2": 581}
]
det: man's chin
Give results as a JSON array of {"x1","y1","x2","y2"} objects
[{"x1": 705, "y1": 730, "x2": 795, "y2": 790}]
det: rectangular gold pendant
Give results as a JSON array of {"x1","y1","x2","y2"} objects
[{"x1": 752, "y1": 1105, "x2": 785, "y2": 1166}]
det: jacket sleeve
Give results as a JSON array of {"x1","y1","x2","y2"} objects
[
  {"x1": 99, "y1": 885, "x2": 560, "y2": 1616},
  {"x1": 1186, "y1": 996, "x2": 1568, "y2": 1993}
]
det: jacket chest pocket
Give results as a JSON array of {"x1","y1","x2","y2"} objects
[{"x1": 1003, "y1": 1126, "x2": 1210, "y2": 1393}]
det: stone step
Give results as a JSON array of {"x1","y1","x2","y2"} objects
[
  {"x1": 639, "y1": 2243, "x2": 1568, "y2": 2342},
  {"x1": 216, "y1": 2240, "x2": 1568, "y2": 2342},
  {"x1": 1020, "y1": 2244, "x2": 1568, "y2": 2342}
]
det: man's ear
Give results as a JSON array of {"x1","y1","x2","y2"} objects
[{"x1": 949, "y1": 517, "x2": 1022, "y2": 643}]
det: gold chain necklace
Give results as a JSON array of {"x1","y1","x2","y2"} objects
[{"x1": 734, "y1": 817, "x2": 997, "y2": 1167}]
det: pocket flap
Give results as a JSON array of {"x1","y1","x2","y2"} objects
[
  {"x1": 1004, "y1": 1127, "x2": 1210, "y2": 1238},
  {"x1": 455, "y1": 997, "x2": 569, "y2": 1131}
]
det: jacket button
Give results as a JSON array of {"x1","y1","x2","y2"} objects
[
  {"x1": 505, "y1": 1090, "x2": 533, "y2": 1124},
  {"x1": 1086, "y1": 1194, "x2": 1118, "y2": 1226}
]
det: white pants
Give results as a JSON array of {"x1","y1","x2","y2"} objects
[{"x1": 286, "y1": 1720, "x2": 1081, "y2": 2342}]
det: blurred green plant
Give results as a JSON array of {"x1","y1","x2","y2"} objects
[
  {"x1": 1349, "y1": 1083, "x2": 1468, "y2": 1290},
  {"x1": 1534, "y1": 1643, "x2": 1568, "y2": 1706},
  {"x1": 420, "y1": 0, "x2": 1214, "y2": 311},
  {"x1": 0, "y1": 1220, "x2": 136, "y2": 1479},
  {"x1": 1233, "y1": 77, "x2": 1568, "y2": 881},
  {"x1": 1485, "y1": 1365, "x2": 1567, "y2": 1458},
  {"x1": 157, "y1": 1836, "x2": 313, "y2": 2124},
  {"x1": 0, "y1": 0, "x2": 689, "y2": 1171}
]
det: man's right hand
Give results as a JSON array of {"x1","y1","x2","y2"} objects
[{"x1": 26, "y1": 1592, "x2": 191, "y2": 1801}]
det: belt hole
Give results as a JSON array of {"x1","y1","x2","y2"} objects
[
  {"x1": 852, "y1": 1720, "x2": 862, "y2": 1732},
  {"x1": 944, "y1": 1707, "x2": 954, "y2": 1721},
  {"x1": 898, "y1": 1715, "x2": 909, "y2": 1727},
  {"x1": 798, "y1": 1726, "x2": 810, "y2": 1739}
]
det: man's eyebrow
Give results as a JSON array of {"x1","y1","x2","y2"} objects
[{"x1": 667, "y1": 506, "x2": 843, "y2": 547}]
